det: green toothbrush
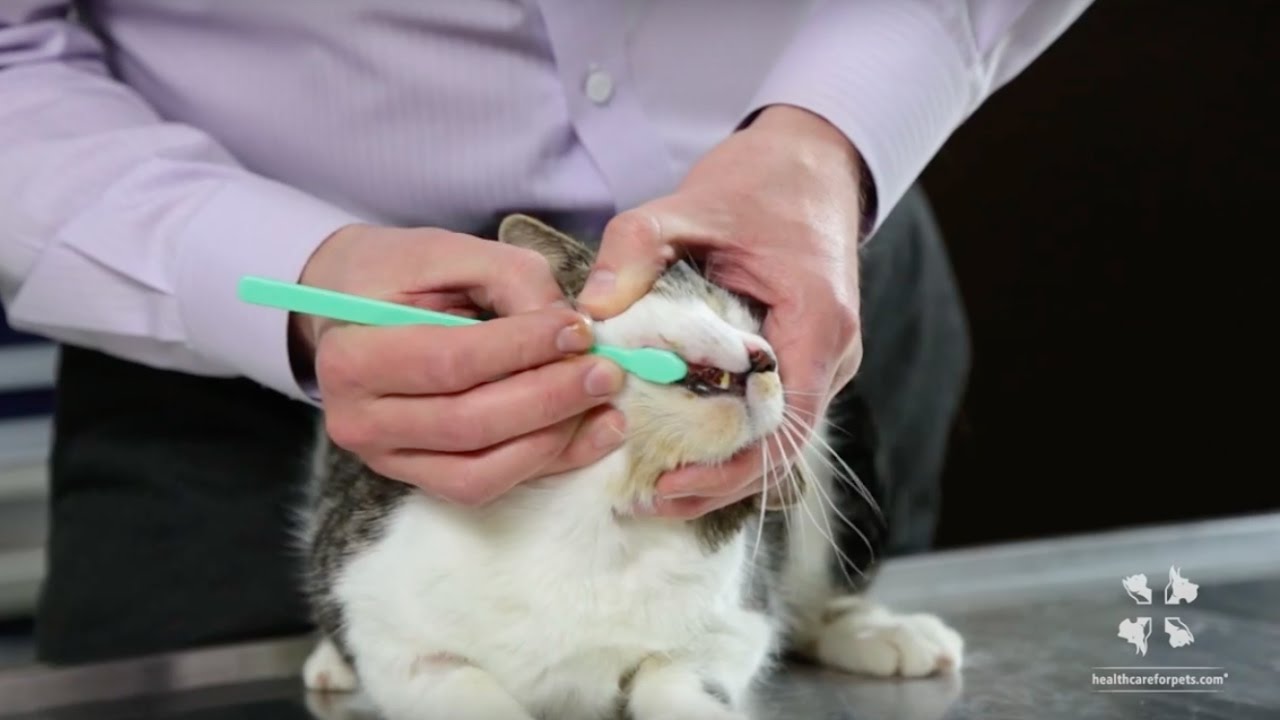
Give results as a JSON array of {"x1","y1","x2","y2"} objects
[{"x1": 237, "y1": 275, "x2": 688, "y2": 384}]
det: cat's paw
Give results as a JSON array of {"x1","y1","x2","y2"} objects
[
  {"x1": 631, "y1": 700, "x2": 747, "y2": 720},
  {"x1": 815, "y1": 597, "x2": 963, "y2": 678},
  {"x1": 626, "y1": 660, "x2": 750, "y2": 720},
  {"x1": 303, "y1": 637, "x2": 359, "y2": 693}
]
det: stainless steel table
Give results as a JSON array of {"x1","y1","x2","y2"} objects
[{"x1": 2, "y1": 512, "x2": 1278, "y2": 719}]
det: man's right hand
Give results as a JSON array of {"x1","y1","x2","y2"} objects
[{"x1": 293, "y1": 223, "x2": 628, "y2": 504}]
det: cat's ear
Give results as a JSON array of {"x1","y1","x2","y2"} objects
[{"x1": 497, "y1": 213, "x2": 595, "y2": 297}]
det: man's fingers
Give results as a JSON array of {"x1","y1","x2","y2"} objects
[
  {"x1": 316, "y1": 306, "x2": 597, "y2": 396},
  {"x1": 650, "y1": 488, "x2": 757, "y2": 520},
  {"x1": 351, "y1": 355, "x2": 625, "y2": 453},
  {"x1": 431, "y1": 232, "x2": 569, "y2": 315},
  {"x1": 576, "y1": 198, "x2": 727, "y2": 319},
  {"x1": 653, "y1": 445, "x2": 762, "y2": 501},
  {"x1": 360, "y1": 407, "x2": 627, "y2": 506},
  {"x1": 539, "y1": 406, "x2": 628, "y2": 476},
  {"x1": 648, "y1": 427, "x2": 807, "y2": 518},
  {"x1": 650, "y1": 463, "x2": 783, "y2": 519},
  {"x1": 368, "y1": 414, "x2": 588, "y2": 505},
  {"x1": 575, "y1": 210, "x2": 674, "y2": 319}
]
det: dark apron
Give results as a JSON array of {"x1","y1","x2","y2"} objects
[
  {"x1": 33, "y1": 185, "x2": 969, "y2": 664},
  {"x1": 35, "y1": 346, "x2": 320, "y2": 664}
]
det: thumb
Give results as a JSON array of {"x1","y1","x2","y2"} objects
[{"x1": 576, "y1": 198, "x2": 713, "y2": 319}]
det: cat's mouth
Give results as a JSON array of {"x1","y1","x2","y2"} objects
[{"x1": 679, "y1": 363, "x2": 747, "y2": 397}]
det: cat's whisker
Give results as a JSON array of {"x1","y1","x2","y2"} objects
[
  {"x1": 774, "y1": 421, "x2": 863, "y2": 587},
  {"x1": 774, "y1": 422, "x2": 844, "y2": 556},
  {"x1": 779, "y1": 417, "x2": 876, "y2": 574},
  {"x1": 779, "y1": 406, "x2": 823, "y2": 425},
  {"x1": 812, "y1": 419, "x2": 856, "y2": 440},
  {"x1": 768, "y1": 442, "x2": 797, "y2": 552},
  {"x1": 679, "y1": 245, "x2": 704, "y2": 275},
  {"x1": 783, "y1": 407, "x2": 856, "y2": 441},
  {"x1": 748, "y1": 440, "x2": 773, "y2": 568},
  {"x1": 780, "y1": 408, "x2": 882, "y2": 521}
]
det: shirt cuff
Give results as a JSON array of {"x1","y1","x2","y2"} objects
[
  {"x1": 176, "y1": 177, "x2": 362, "y2": 404},
  {"x1": 745, "y1": 1, "x2": 982, "y2": 239}
]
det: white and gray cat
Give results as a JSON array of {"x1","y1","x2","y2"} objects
[{"x1": 296, "y1": 214, "x2": 963, "y2": 720}]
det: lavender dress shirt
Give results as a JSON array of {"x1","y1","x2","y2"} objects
[{"x1": 0, "y1": 0, "x2": 1093, "y2": 404}]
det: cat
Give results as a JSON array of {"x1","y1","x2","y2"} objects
[{"x1": 296, "y1": 214, "x2": 963, "y2": 720}]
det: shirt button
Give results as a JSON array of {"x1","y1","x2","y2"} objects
[{"x1": 584, "y1": 66, "x2": 614, "y2": 105}]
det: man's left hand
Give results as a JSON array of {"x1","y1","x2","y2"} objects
[{"x1": 575, "y1": 104, "x2": 868, "y2": 518}]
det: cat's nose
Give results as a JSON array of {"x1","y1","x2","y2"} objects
[{"x1": 747, "y1": 347, "x2": 777, "y2": 374}]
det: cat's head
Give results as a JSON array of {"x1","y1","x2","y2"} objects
[{"x1": 497, "y1": 214, "x2": 787, "y2": 510}]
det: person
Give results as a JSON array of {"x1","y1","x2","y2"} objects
[{"x1": 0, "y1": 1, "x2": 1094, "y2": 664}]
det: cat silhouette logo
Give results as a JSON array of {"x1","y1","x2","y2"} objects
[
  {"x1": 1122, "y1": 574, "x2": 1152, "y2": 604},
  {"x1": 1164, "y1": 617, "x2": 1195, "y2": 648},
  {"x1": 1117, "y1": 617, "x2": 1152, "y2": 656},
  {"x1": 1164, "y1": 566, "x2": 1199, "y2": 605}
]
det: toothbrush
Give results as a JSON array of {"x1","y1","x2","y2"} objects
[{"x1": 236, "y1": 275, "x2": 688, "y2": 384}]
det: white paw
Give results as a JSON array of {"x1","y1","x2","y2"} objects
[
  {"x1": 303, "y1": 637, "x2": 359, "y2": 693},
  {"x1": 627, "y1": 667, "x2": 750, "y2": 720},
  {"x1": 816, "y1": 598, "x2": 963, "y2": 678},
  {"x1": 633, "y1": 702, "x2": 746, "y2": 720}
]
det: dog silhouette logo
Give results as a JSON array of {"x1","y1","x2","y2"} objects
[{"x1": 1165, "y1": 567, "x2": 1199, "y2": 605}]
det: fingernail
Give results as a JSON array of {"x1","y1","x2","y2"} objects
[
  {"x1": 556, "y1": 319, "x2": 593, "y2": 353},
  {"x1": 578, "y1": 270, "x2": 616, "y2": 302},
  {"x1": 584, "y1": 359, "x2": 625, "y2": 396},
  {"x1": 591, "y1": 413, "x2": 627, "y2": 449}
]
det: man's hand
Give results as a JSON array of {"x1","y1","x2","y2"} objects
[
  {"x1": 295, "y1": 224, "x2": 628, "y2": 504},
  {"x1": 575, "y1": 104, "x2": 867, "y2": 518}
]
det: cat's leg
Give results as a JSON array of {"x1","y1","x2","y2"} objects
[
  {"x1": 303, "y1": 635, "x2": 359, "y2": 692},
  {"x1": 623, "y1": 613, "x2": 774, "y2": 720},
  {"x1": 355, "y1": 645, "x2": 535, "y2": 720},
  {"x1": 624, "y1": 657, "x2": 748, "y2": 720},
  {"x1": 778, "y1": 440, "x2": 964, "y2": 678},
  {"x1": 807, "y1": 595, "x2": 963, "y2": 677}
]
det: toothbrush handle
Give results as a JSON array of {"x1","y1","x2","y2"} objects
[
  {"x1": 237, "y1": 276, "x2": 479, "y2": 328},
  {"x1": 237, "y1": 275, "x2": 687, "y2": 384}
]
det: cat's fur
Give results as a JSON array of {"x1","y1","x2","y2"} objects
[{"x1": 297, "y1": 214, "x2": 963, "y2": 720}]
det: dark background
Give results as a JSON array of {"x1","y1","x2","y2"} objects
[{"x1": 925, "y1": 0, "x2": 1278, "y2": 548}]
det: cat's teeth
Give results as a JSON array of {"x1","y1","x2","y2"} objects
[{"x1": 717, "y1": 371, "x2": 732, "y2": 389}]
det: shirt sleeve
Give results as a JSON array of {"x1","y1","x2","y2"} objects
[
  {"x1": 746, "y1": 0, "x2": 1096, "y2": 238},
  {"x1": 0, "y1": 2, "x2": 362, "y2": 403}
]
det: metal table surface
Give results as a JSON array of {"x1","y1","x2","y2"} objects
[{"x1": 2, "y1": 512, "x2": 1278, "y2": 720}]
